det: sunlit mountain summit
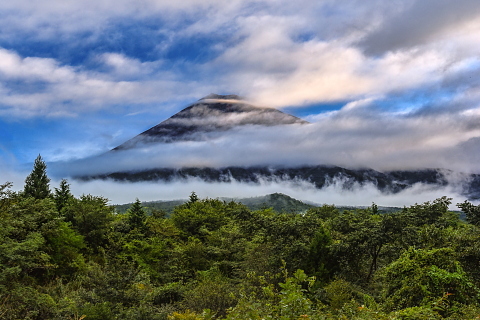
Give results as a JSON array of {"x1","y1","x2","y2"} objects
[{"x1": 113, "y1": 94, "x2": 308, "y2": 150}]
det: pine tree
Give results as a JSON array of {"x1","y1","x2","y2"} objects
[
  {"x1": 127, "y1": 198, "x2": 147, "y2": 231},
  {"x1": 189, "y1": 191, "x2": 199, "y2": 203},
  {"x1": 54, "y1": 179, "x2": 73, "y2": 212},
  {"x1": 24, "y1": 154, "x2": 51, "y2": 199}
]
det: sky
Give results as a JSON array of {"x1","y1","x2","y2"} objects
[{"x1": 1, "y1": 0, "x2": 480, "y2": 205}]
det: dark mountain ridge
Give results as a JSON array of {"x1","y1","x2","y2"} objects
[{"x1": 88, "y1": 165, "x2": 459, "y2": 195}]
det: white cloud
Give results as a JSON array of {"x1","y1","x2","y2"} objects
[
  {"x1": 210, "y1": 26, "x2": 469, "y2": 108},
  {"x1": 0, "y1": 48, "x2": 75, "y2": 82},
  {"x1": 0, "y1": 1, "x2": 479, "y2": 116},
  {"x1": 0, "y1": 48, "x2": 213, "y2": 117},
  {"x1": 66, "y1": 175, "x2": 471, "y2": 209},
  {"x1": 98, "y1": 53, "x2": 164, "y2": 79},
  {"x1": 0, "y1": 0, "x2": 255, "y2": 39}
]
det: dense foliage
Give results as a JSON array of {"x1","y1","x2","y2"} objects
[{"x1": 2, "y1": 159, "x2": 480, "y2": 319}]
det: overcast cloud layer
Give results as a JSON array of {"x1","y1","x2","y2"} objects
[{"x1": 1, "y1": 0, "x2": 480, "y2": 203}]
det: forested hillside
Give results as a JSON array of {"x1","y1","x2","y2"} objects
[
  {"x1": 115, "y1": 193, "x2": 315, "y2": 215},
  {"x1": 2, "y1": 156, "x2": 480, "y2": 319}
]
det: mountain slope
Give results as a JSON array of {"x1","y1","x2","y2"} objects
[{"x1": 113, "y1": 94, "x2": 308, "y2": 150}]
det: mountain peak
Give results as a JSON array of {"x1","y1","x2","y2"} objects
[
  {"x1": 199, "y1": 93, "x2": 242, "y2": 101},
  {"x1": 113, "y1": 94, "x2": 308, "y2": 150}
]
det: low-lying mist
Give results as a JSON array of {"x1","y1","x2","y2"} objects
[
  {"x1": 1, "y1": 157, "x2": 475, "y2": 209},
  {"x1": 66, "y1": 176, "x2": 470, "y2": 209}
]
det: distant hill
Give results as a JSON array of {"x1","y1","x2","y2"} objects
[
  {"x1": 114, "y1": 192, "x2": 405, "y2": 215},
  {"x1": 115, "y1": 193, "x2": 315, "y2": 215},
  {"x1": 221, "y1": 192, "x2": 315, "y2": 213}
]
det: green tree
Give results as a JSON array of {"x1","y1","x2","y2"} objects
[
  {"x1": 189, "y1": 191, "x2": 199, "y2": 204},
  {"x1": 182, "y1": 267, "x2": 238, "y2": 317},
  {"x1": 305, "y1": 204, "x2": 339, "y2": 220},
  {"x1": 457, "y1": 200, "x2": 480, "y2": 226},
  {"x1": 0, "y1": 181, "x2": 14, "y2": 212},
  {"x1": 371, "y1": 202, "x2": 379, "y2": 215},
  {"x1": 43, "y1": 221, "x2": 86, "y2": 278},
  {"x1": 226, "y1": 269, "x2": 315, "y2": 320},
  {"x1": 171, "y1": 198, "x2": 233, "y2": 238},
  {"x1": 329, "y1": 209, "x2": 399, "y2": 284},
  {"x1": 54, "y1": 178, "x2": 73, "y2": 212},
  {"x1": 0, "y1": 193, "x2": 64, "y2": 319},
  {"x1": 127, "y1": 198, "x2": 147, "y2": 232},
  {"x1": 63, "y1": 194, "x2": 114, "y2": 252},
  {"x1": 404, "y1": 196, "x2": 452, "y2": 226},
  {"x1": 380, "y1": 247, "x2": 479, "y2": 312},
  {"x1": 305, "y1": 225, "x2": 333, "y2": 284},
  {"x1": 24, "y1": 154, "x2": 51, "y2": 199}
]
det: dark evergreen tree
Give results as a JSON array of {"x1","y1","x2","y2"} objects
[
  {"x1": 54, "y1": 179, "x2": 73, "y2": 212},
  {"x1": 189, "y1": 191, "x2": 199, "y2": 203},
  {"x1": 127, "y1": 198, "x2": 147, "y2": 231},
  {"x1": 371, "y1": 202, "x2": 379, "y2": 215},
  {"x1": 24, "y1": 154, "x2": 51, "y2": 199}
]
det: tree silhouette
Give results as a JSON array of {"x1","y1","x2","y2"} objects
[
  {"x1": 189, "y1": 191, "x2": 199, "y2": 203},
  {"x1": 24, "y1": 154, "x2": 51, "y2": 199}
]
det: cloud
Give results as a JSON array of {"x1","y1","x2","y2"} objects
[
  {"x1": 0, "y1": 148, "x2": 474, "y2": 209},
  {"x1": 216, "y1": 2, "x2": 480, "y2": 110},
  {"x1": 210, "y1": 24, "x2": 477, "y2": 109},
  {"x1": 0, "y1": 0, "x2": 244, "y2": 36},
  {"x1": 0, "y1": 48, "x2": 213, "y2": 118},
  {"x1": 98, "y1": 53, "x2": 164, "y2": 79},
  {"x1": 0, "y1": 1, "x2": 479, "y2": 117},
  {"x1": 360, "y1": 0, "x2": 480, "y2": 56},
  {"x1": 66, "y1": 175, "x2": 471, "y2": 210}
]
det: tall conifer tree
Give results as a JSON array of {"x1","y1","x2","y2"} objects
[
  {"x1": 24, "y1": 154, "x2": 51, "y2": 199},
  {"x1": 128, "y1": 198, "x2": 147, "y2": 231}
]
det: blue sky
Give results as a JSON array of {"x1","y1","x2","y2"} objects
[{"x1": 1, "y1": 0, "x2": 480, "y2": 204}]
